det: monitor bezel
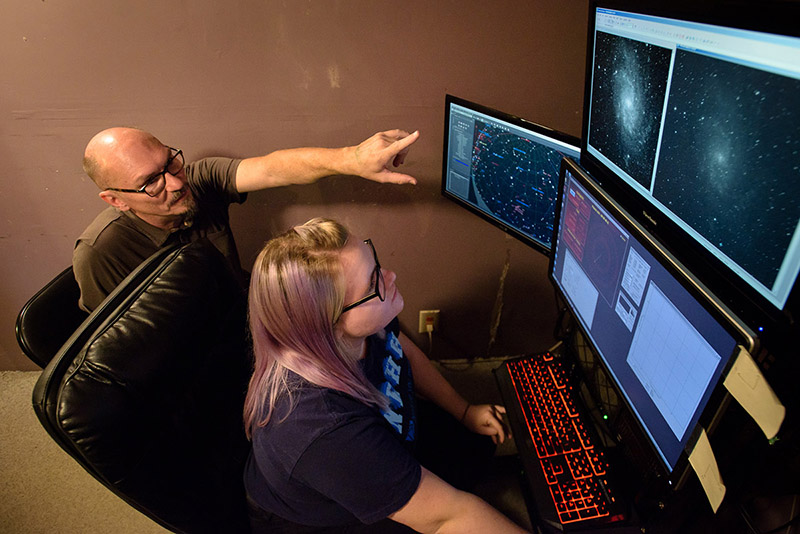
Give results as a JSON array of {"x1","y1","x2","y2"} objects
[
  {"x1": 578, "y1": 0, "x2": 800, "y2": 345},
  {"x1": 549, "y1": 156, "x2": 758, "y2": 482},
  {"x1": 442, "y1": 94, "x2": 581, "y2": 256}
]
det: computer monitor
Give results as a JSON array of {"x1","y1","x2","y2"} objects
[
  {"x1": 442, "y1": 95, "x2": 580, "y2": 255},
  {"x1": 580, "y1": 1, "x2": 800, "y2": 339},
  {"x1": 550, "y1": 157, "x2": 757, "y2": 476}
]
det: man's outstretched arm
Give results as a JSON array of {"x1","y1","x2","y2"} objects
[{"x1": 234, "y1": 129, "x2": 420, "y2": 192}]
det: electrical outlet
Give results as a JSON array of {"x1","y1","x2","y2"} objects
[{"x1": 418, "y1": 310, "x2": 440, "y2": 333}]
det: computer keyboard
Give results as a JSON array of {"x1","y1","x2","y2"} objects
[{"x1": 505, "y1": 352, "x2": 618, "y2": 525}]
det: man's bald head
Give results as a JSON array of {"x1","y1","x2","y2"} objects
[{"x1": 83, "y1": 127, "x2": 162, "y2": 189}]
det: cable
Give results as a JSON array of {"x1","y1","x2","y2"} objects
[
  {"x1": 552, "y1": 287, "x2": 569, "y2": 342},
  {"x1": 427, "y1": 326, "x2": 433, "y2": 355}
]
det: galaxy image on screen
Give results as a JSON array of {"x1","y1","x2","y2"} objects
[
  {"x1": 654, "y1": 49, "x2": 800, "y2": 288},
  {"x1": 589, "y1": 32, "x2": 672, "y2": 190},
  {"x1": 469, "y1": 121, "x2": 565, "y2": 244}
]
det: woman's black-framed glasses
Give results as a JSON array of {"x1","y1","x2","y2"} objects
[
  {"x1": 341, "y1": 239, "x2": 385, "y2": 313},
  {"x1": 104, "y1": 147, "x2": 184, "y2": 197}
]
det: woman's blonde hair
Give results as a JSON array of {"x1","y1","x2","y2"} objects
[{"x1": 243, "y1": 218, "x2": 386, "y2": 438}]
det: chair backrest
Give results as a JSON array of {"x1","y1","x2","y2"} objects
[
  {"x1": 32, "y1": 239, "x2": 251, "y2": 533},
  {"x1": 16, "y1": 266, "x2": 89, "y2": 368}
]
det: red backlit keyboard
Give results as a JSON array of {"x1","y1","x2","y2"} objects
[{"x1": 505, "y1": 352, "x2": 618, "y2": 525}]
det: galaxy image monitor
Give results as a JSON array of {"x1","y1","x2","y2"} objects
[
  {"x1": 580, "y1": 0, "x2": 800, "y2": 340},
  {"x1": 550, "y1": 157, "x2": 757, "y2": 480},
  {"x1": 442, "y1": 94, "x2": 580, "y2": 255}
]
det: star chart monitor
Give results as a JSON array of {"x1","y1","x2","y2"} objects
[
  {"x1": 551, "y1": 157, "x2": 756, "y2": 475},
  {"x1": 442, "y1": 95, "x2": 580, "y2": 255},
  {"x1": 581, "y1": 1, "x2": 800, "y2": 336}
]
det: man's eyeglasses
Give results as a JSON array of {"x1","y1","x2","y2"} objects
[
  {"x1": 342, "y1": 239, "x2": 385, "y2": 313},
  {"x1": 104, "y1": 147, "x2": 184, "y2": 197}
]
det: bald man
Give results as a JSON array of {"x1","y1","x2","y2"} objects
[{"x1": 74, "y1": 127, "x2": 420, "y2": 312}]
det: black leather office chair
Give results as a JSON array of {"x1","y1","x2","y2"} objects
[
  {"x1": 15, "y1": 266, "x2": 89, "y2": 368},
  {"x1": 32, "y1": 239, "x2": 251, "y2": 533}
]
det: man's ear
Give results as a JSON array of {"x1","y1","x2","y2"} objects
[{"x1": 98, "y1": 190, "x2": 130, "y2": 211}]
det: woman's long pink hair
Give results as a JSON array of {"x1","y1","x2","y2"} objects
[{"x1": 243, "y1": 218, "x2": 386, "y2": 439}]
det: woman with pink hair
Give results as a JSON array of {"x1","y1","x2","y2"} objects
[{"x1": 243, "y1": 218, "x2": 528, "y2": 534}]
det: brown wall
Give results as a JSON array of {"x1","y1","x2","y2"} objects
[{"x1": 1, "y1": 0, "x2": 589, "y2": 371}]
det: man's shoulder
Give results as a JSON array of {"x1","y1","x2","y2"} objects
[
  {"x1": 74, "y1": 207, "x2": 161, "y2": 263},
  {"x1": 186, "y1": 157, "x2": 245, "y2": 205},
  {"x1": 73, "y1": 208, "x2": 165, "y2": 312},
  {"x1": 186, "y1": 157, "x2": 241, "y2": 179},
  {"x1": 76, "y1": 207, "x2": 128, "y2": 247}
]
